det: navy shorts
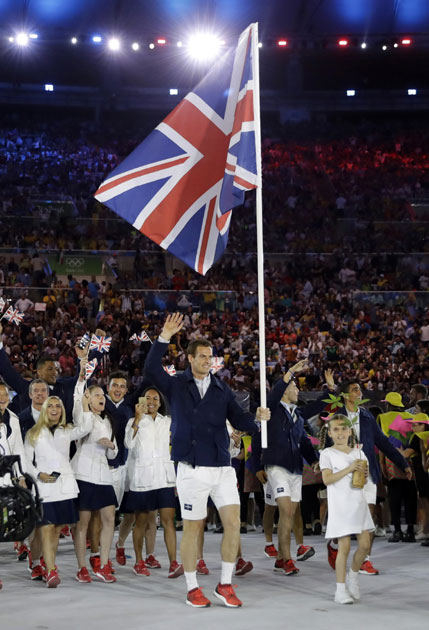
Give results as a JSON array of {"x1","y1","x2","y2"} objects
[
  {"x1": 76, "y1": 480, "x2": 118, "y2": 511},
  {"x1": 124, "y1": 487, "x2": 176, "y2": 512},
  {"x1": 39, "y1": 498, "x2": 79, "y2": 526}
]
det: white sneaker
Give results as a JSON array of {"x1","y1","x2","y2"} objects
[
  {"x1": 415, "y1": 532, "x2": 427, "y2": 541},
  {"x1": 247, "y1": 524, "x2": 256, "y2": 532},
  {"x1": 334, "y1": 590, "x2": 354, "y2": 605},
  {"x1": 374, "y1": 526, "x2": 386, "y2": 537},
  {"x1": 347, "y1": 574, "x2": 361, "y2": 600}
]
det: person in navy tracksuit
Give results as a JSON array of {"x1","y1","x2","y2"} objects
[{"x1": 144, "y1": 312, "x2": 270, "y2": 609}]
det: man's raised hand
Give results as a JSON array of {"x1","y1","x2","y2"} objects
[{"x1": 161, "y1": 312, "x2": 184, "y2": 342}]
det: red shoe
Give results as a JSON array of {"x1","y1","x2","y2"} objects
[
  {"x1": 327, "y1": 541, "x2": 338, "y2": 570},
  {"x1": 264, "y1": 543, "x2": 278, "y2": 558},
  {"x1": 0, "y1": 579, "x2": 2, "y2": 590},
  {"x1": 60, "y1": 526, "x2": 70, "y2": 538},
  {"x1": 186, "y1": 587, "x2": 211, "y2": 608},
  {"x1": 273, "y1": 558, "x2": 284, "y2": 572},
  {"x1": 168, "y1": 560, "x2": 184, "y2": 578},
  {"x1": 283, "y1": 559, "x2": 299, "y2": 576},
  {"x1": 296, "y1": 545, "x2": 315, "y2": 562},
  {"x1": 31, "y1": 565, "x2": 45, "y2": 581},
  {"x1": 116, "y1": 543, "x2": 126, "y2": 566},
  {"x1": 94, "y1": 564, "x2": 117, "y2": 583},
  {"x1": 16, "y1": 543, "x2": 29, "y2": 562},
  {"x1": 235, "y1": 557, "x2": 253, "y2": 576},
  {"x1": 86, "y1": 538, "x2": 91, "y2": 549},
  {"x1": 45, "y1": 569, "x2": 61, "y2": 588},
  {"x1": 76, "y1": 567, "x2": 92, "y2": 583},
  {"x1": 196, "y1": 559, "x2": 210, "y2": 575},
  {"x1": 146, "y1": 554, "x2": 161, "y2": 569},
  {"x1": 108, "y1": 559, "x2": 115, "y2": 574},
  {"x1": 359, "y1": 559, "x2": 379, "y2": 575},
  {"x1": 214, "y1": 583, "x2": 242, "y2": 608},
  {"x1": 89, "y1": 555, "x2": 101, "y2": 574},
  {"x1": 133, "y1": 560, "x2": 150, "y2": 576}
]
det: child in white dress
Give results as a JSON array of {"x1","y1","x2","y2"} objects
[{"x1": 319, "y1": 414, "x2": 374, "y2": 605}]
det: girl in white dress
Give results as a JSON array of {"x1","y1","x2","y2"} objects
[{"x1": 319, "y1": 414, "x2": 374, "y2": 605}]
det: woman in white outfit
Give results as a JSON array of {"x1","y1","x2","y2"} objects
[
  {"x1": 24, "y1": 395, "x2": 91, "y2": 588},
  {"x1": 0, "y1": 383, "x2": 28, "y2": 591},
  {"x1": 124, "y1": 387, "x2": 183, "y2": 578},
  {"x1": 72, "y1": 364, "x2": 118, "y2": 584}
]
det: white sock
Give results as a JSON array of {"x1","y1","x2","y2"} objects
[
  {"x1": 185, "y1": 571, "x2": 198, "y2": 591},
  {"x1": 349, "y1": 568, "x2": 359, "y2": 581},
  {"x1": 90, "y1": 552, "x2": 100, "y2": 558},
  {"x1": 220, "y1": 561, "x2": 235, "y2": 584},
  {"x1": 266, "y1": 539, "x2": 273, "y2": 545},
  {"x1": 336, "y1": 582, "x2": 346, "y2": 593},
  {"x1": 330, "y1": 540, "x2": 339, "y2": 550}
]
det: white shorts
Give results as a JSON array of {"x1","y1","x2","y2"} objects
[
  {"x1": 176, "y1": 462, "x2": 239, "y2": 521},
  {"x1": 110, "y1": 465, "x2": 127, "y2": 505},
  {"x1": 363, "y1": 475, "x2": 377, "y2": 506},
  {"x1": 266, "y1": 465, "x2": 302, "y2": 503}
]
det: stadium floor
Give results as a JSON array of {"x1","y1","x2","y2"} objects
[{"x1": 1, "y1": 529, "x2": 427, "y2": 630}]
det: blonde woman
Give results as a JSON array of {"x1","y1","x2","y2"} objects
[
  {"x1": 72, "y1": 364, "x2": 118, "y2": 584},
  {"x1": 24, "y1": 395, "x2": 91, "y2": 588}
]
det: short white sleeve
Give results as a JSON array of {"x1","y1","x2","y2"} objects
[{"x1": 319, "y1": 449, "x2": 333, "y2": 470}]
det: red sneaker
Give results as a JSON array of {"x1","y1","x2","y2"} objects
[
  {"x1": 31, "y1": 565, "x2": 45, "y2": 581},
  {"x1": 264, "y1": 543, "x2": 278, "y2": 558},
  {"x1": 235, "y1": 557, "x2": 253, "y2": 576},
  {"x1": 196, "y1": 559, "x2": 210, "y2": 575},
  {"x1": 89, "y1": 555, "x2": 101, "y2": 574},
  {"x1": 108, "y1": 559, "x2": 115, "y2": 574},
  {"x1": 283, "y1": 559, "x2": 299, "y2": 576},
  {"x1": 45, "y1": 569, "x2": 61, "y2": 588},
  {"x1": 327, "y1": 541, "x2": 338, "y2": 570},
  {"x1": 60, "y1": 526, "x2": 70, "y2": 538},
  {"x1": 16, "y1": 543, "x2": 29, "y2": 562},
  {"x1": 359, "y1": 559, "x2": 379, "y2": 575},
  {"x1": 214, "y1": 583, "x2": 242, "y2": 608},
  {"x1": 273, "y1": 558, "x2": 284, "y2": 572},
  {"x1": 133, "y1": 560, "x2": 150, "y2": 576},
  {"x1": 94, "y1": 564, "x2": 117, "y2": 583},
  {"x1": 296, "y1": 545, "x2": 315, "y2": 561},
  {"x1": 116, "y1": 543, "x2": 126, "y2": 566},
  {"x1": 146, "y1": 554, "x2": 161, "y2": 569},
  {"x1": 186, "y1": 587, "x2": 211, "y2": 608},
  {"x1": 168, "y1": 561, "x2": 184, "y2": 578},
  {"x1": 76, "y1": 567, "x2": 92, "y2": 583}
]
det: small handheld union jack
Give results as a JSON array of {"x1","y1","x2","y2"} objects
[
  {"x1": 2, "y1": 306, "x2": 24, "y2": 326},
  {"x1": 0, "y1": 298, "x2": 5, "y2": 313},
  {"x1": 210, "y1": 357, "x2": 224, "y2": 374},
  {"x1": 163, "y1": 365, "x2": 176, "y2": 376},
  {"x1": 89, "y1": 334, "x2": 112, "y2": 353},
  {"x1": 130, "y1": 330, "x2": 152, "y2": 343},
  {"x1": 85, "y1": 358, "x2": 98, "y2": 380}
]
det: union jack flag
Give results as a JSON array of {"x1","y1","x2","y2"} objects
[
  {"x1": 95, "y1": 23, "x2": 260, "y2": 275},
  {"x1": 130, "y1": 330, "x2": 152, "y2": 343},
  {"x1": 163, "y1": 364, "x2": 176, "y2": 376},
  {"x1": 210, "y1": 357, "x2": 225, "y2": 374},
  {"x1": 85, "y1": 358, "x2": 98, "y2": 380},
  {"x1": 89, "y1": 334, "x2": 112, "y2": 353},
  {"x1": 2, "y1": 307, "x2": 24, "y2": 326},
  {"x1": 0, "y1": 298, "x2": 5, "y2": 313}
]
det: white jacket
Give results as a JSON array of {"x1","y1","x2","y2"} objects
[
  {"x1": 0, "y1": 411, "x2": 27, "y2": 488},
  {"x1": 124, "y1": 413, "x2": 175, "y2": 491},
  {"x1": 71, "y1": 380, "x2": 118, "y2": 486},
  {"x1": 24, "y1": 415, "x2": 91, "y2": 503}
]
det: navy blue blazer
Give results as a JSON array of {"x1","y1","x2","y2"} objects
[
  {"x1": 144, "y1": 340, "x2": 259, "y2": 467},
  {"x1": 252, "y1": 378, "x2": 319, "y2": 474},
  {"x1": 17, "y1": 406, "x2": 36, "y2": 440},
  {"x1": 331, "y1": 406, "x2": 409, "y2": 484}
]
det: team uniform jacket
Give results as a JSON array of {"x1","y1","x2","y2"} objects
[
  {"x1": 144, "y1": 340, "x2": 259, "y2": 467},
  {"x1": 0, "y1": 409, "x2": 27, "y2": 487}
]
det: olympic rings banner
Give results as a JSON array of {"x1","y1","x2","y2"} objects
[{"x1": 47, "y1": 255, "x2": 102, "y2": 276}]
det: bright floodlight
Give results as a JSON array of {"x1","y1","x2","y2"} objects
[
  {"x1": 71, "y1": 37, "x2": 78, "y2": 44},
  {"x1": 361, "y1": 42, "x2": 367, "y2": 49},
  {"x1": 44, "y1": 84, "x2": 54, "y2": 92},
  {"x1": 131, "y1": 42, "x2": 139, "y2": 51},
  {"x1": 29, "y1": 33, "x2": 38, "y2": 39},
  {"x1": 408, "y1": 88, "x2": 417, "y2": 96},
  {"x1": 170, "y1": 88, "x2": 178, "y2": 95},
  {"x1": 187, "y1": 33, "x2": 222, "y2": 61},
  {"x1": 258, "y1": 42, "x2": 263, "y2": 48},
  {"x1": 149, "y1": 43, "x2": 155, "y2": 49},
  {"x1": 16, "y1": 32, "x2": 29, "y2": 46},
  {"x1": 382, "y1": 44, "x2": 387, "y2": 50},
  {"x1": 108, "y1": 38, "x2": 120, "y2": 51},
  {"x1": 92, "y1": 35, "x2": 102, "y2": 43},
  {"x1": 8, "y1": 36, "x2": 14, "y2": 42},
  {"x1": 177, "y1": 41, "x2": 183, "y2": 47},
  {"x1": 346, "y1": 89, "x2": 356, "y2": 96}
]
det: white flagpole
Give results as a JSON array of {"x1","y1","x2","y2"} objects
[{"x1": 251, "y1": 23, "x2": 268, "y2": 448}]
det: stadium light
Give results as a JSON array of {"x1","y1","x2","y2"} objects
[
  {"x1": 92, "y1": 35, "x2": 102, "y2": 43},
  {"x1": 346, "y1": 89, "x2": 355, "y2": 96},
  {"x1": 44, "y1": 84, "x2": 54, "y2": 92},
  {"x1": 258, "y1": 42, "x2": 263, "y2": 48},
  {"x1": 187, "y1": 33, "x2": 222, "y2": 61},
  {"x1": 394, "y1": 43, "x2": 399, "y2": 48},
  {"x1": 8, "y1": 36, "x2": 14, "y2": 42},
  {"x1": 277, "y1": 40, "x2": 287, "y2": 47},
  {"x1": 382, "y1": 44, "x2": 387, "y2": 50},
  {"x1": 338, "y1": 38, "x2": 349, "y2": 46},
  {"x1": 408, "y1": 88, "x2": 417, "y2": 96},
  {"x1": 29, "y1": 33, "x2": 38, "y2": 39},
  {"x1": 16, "y1": 32, "x2": 29, "y2": 46},
  {"x1": 157, "y1": 38, "x2": 166, "y2": 45},
  {"x1": 170, "y1": 88, "x2": 178, "y2": 95},
  {"x1": 149, "y1": 43, "x2": 155, "y2": 49},
  {"x1": 361, "y1": 42, "x2": 367, "y2": 49},
  {"x1": 71, "y1": 37, "x2": 78, "y2": 44},
  {"x1": 402, "y1": 38, "x2": 412, "y2": 46},
  {"x1": 108, "y1": 38, "x2": 120, "y2": 51},
  {"x1": 177, "y1": 41, "x2": 183, "y2": 47},
  {"x1": 131, "y1": 42, "x2": 139, "y2": 51}
]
